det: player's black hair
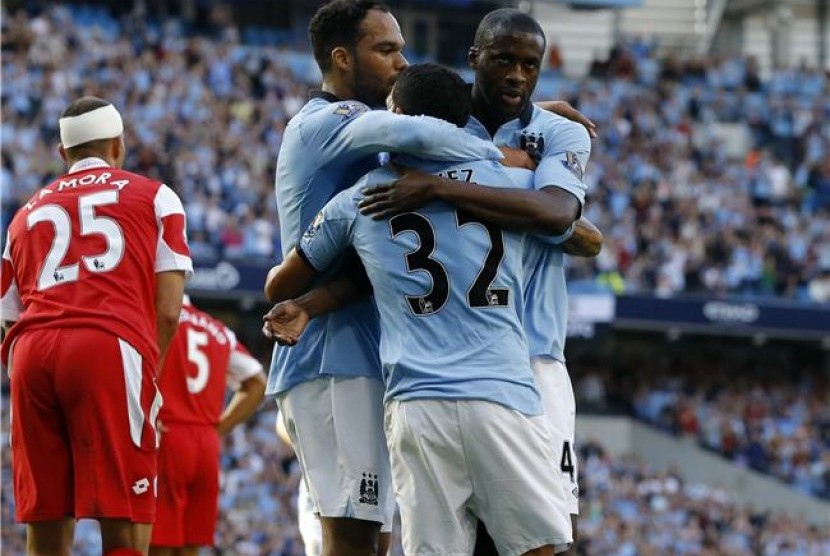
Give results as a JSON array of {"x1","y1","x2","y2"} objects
[
  {"x1": 60, "y1": 96, "x2": 112, "y2": 118},
  {"x1": 473, "y1": 8, "x2": 546, "y2": 49},
  {"x1": 309, "y1": 0, "x2": 390, "y2": 74},
  {"x1": 391, "y1": 63, "x2": 472, "y2": 128},
  {"x1": 60, "y1": 96, "x2": 117, "y2": 156}
]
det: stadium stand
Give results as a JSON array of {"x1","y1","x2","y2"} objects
[
  {"x1": 575, "y1": 439, "x2": 830, "y2": 556},
  {"x1": 569, "y1": 339, "x2": 830, "y2": 500},
  {"x1": 2, "y1": 3, "x2": 829, "y2": 301},
  {"x1": 2, "y1": 2, "x2": 829, "y2": 554}
]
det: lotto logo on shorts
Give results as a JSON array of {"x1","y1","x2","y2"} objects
[
  {"x1": 132, "y1": 477, "x2": 150, "y2": 495},
  {"x1": 572, "y1": 486, "x2": 580, "y2": 499},
  {"x1": 359, "y1": 473, "x2": 379, "y2": 506}
]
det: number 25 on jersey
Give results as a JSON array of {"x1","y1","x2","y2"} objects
[{"x1": 27, "y1": 191, "x2": 125, "y2": 291}]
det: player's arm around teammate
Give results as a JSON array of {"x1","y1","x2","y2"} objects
[
  {"x1": 268, "y1": 63, "x2": 575, "y2": 556},
  {"x1": 358, "y1": 12, "x2": 594, "y2": 244},
  {"x1": 270, "y1": 3, "x2": 512, "y2": 554}
]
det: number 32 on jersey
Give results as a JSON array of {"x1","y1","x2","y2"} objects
[{"x1": 389, "y1": 211, "x2": 509, "y2": 316}]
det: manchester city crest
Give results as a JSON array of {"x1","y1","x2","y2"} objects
[
  {"x1": 519, "y1": 131, "x2": 545, "y2": 164},
  {"x1": 359, "y1": 472, "x2": 379, "y2": 506}
]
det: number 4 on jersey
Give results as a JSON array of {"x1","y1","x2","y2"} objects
[{"x1": 560, "y1": 440, "x2": 575, "y2": 483}]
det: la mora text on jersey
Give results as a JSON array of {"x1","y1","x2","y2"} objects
[{"x1": 25, "y1": 172, "x2": 131, "y2": 211}]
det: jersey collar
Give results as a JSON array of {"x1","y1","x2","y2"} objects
[
  {"x1": 309, "y1": 90, "x2": 341, "y2": 103},
  {"x1": 466, "y1": 102, "x2": 535, "y2": 140},
  {"x1": 68, "y1": 157, "x2": 111, "y2": 174},
  {"x1": 518, "y1": 101, "x2": 534, "y2": 127}
]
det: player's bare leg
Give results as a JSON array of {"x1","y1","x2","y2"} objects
[
  {"x1": 321, "y1": 517, "x2": 381, "y2": 556},
  {"x1": 475, "y1": 519, "x2": 575, "y2": 556},
  {"x1": 377, "y1": 532, "x2": 390, "y2": 556},
  {"x1": 26, "y1": 518, "x2": 74, "y2": 556},
  {"x1": 99, "y1": 519, "x2": 152, "y2": 555}
]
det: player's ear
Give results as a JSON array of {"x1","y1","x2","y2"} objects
[
  {"x1": 468, "y1": 46, "x2": 480, "y2": 69},
  {"x1": 58, "y1": 143, "x2": 67, "y2": 162},
  {"x1": 111, "y1": 135, "x2": 126, "y2": 168},
  {"x1": 332, "y1": 46, "x2": 351, "y2": 73}
]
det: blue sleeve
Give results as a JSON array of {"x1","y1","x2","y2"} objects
[
  {"x1": 535, "y1": 121, "x2": 591, "y2": 207},
  {"x1": 504, "y1": 167, "x2": 576, "y2": 245},
  {"x1": 303, "y1": 103, "x2": 503, "y2": 162},
  {"x1": 297, "y1": 190, "x2": 357, "y2": 272},
  {"x1": 534, "y1": 222, "x2": 575, "y2": 245}
]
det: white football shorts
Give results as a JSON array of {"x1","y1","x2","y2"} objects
[
  {"x1": 278, "y1": 376, "x2": 394, "y2": 532},
  {"x1": 385, "y1": 398, "x2": 573, "y2": 556},
  {"x1": 532, "y1": 356, "x2": 579, "y2": 515}
]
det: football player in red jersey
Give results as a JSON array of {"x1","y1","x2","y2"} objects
[
  {"x1": 150, "y1": 296, "x2": 266, "y2": 556},
  {"x1": 0, "y1": 96, "x2": 192, "y2": 556}
]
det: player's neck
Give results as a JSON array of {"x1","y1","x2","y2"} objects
[
  {"x1": 471, "y1": 94, "x2": 510, "y2": 138},
  {"x1": 320, "y1": 78, "x2": 351, "y2": 102},
  {"x1": 67, "y1": 155, "x2": 116, "y2": 172}
]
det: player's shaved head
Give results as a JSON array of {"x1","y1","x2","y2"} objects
[
  {"x1": 310, "y1": 0, "x2": 390, "y2": 74},
  {"x1": 391, "y1": 63, "x2": 472, "y2": 128},
  {"x1": 473, "y1": 8, "x2": 545, "y2": 48}
]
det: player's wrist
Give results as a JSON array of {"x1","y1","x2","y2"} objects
[
  {"x1": 294, "y1": 292, "x2": 325, "y2": 319},
  {"x1": 432, "y1": 176, "x2": 454, "y2": 200}
]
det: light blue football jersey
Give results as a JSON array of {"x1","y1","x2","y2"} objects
[
  {"x1": 466, "y1": 104, "x2": 592, "y2": 362},
  {"x1": 268, "y1": 92, "x2": 504, "y2": 395},
  {"x1": 298, "y1": 157, "x2": 541, "y2": 416}
]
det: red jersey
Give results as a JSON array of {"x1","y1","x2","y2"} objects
[
  {"x1": 0, "y1": 157, "x2": 192, "y2": 367},
  {"x1": 158, "y1": 301, "x2": 263, "y2": 426}
]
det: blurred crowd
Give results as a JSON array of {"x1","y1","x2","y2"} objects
[
  {"x1": 2, "y1": 4, "x2": 294, "y2": 262},
  {"x1": 2, "y1": 5, "x2": 830, "y2": 302},
  {"x1": 2, "y1": 3, "x2": 829, "y2": 552},
  {"x1": 572, "y1": 342, "x2": 830, "y2": 500},
  {"x1": 577, "y1": 441, "x2": 830, "y2": 556},
  {"x1": 567, "y1": 39, "x2": 830, "y2": 302}
]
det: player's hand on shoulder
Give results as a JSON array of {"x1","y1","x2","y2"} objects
[
  {"x1": 537, "y1": 100, "x2": 598, "y2": 139},
  {"x1": 358, "y1": 164, "x2": 437, "y2": 220},
  {"x1": 499, "y1": 147, "x2": 537, "y2": 170},
  {"x1": 262, "y1": 300, "x2": 311, "y2": 346}
]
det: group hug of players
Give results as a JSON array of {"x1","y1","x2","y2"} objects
[{"x1": 0, "y1": 1, "x2": 605, "y2": 555}]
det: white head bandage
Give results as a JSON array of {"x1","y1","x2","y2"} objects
[{"x1": 59, "y1": 104, "x2": 124, "y2": 148}]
